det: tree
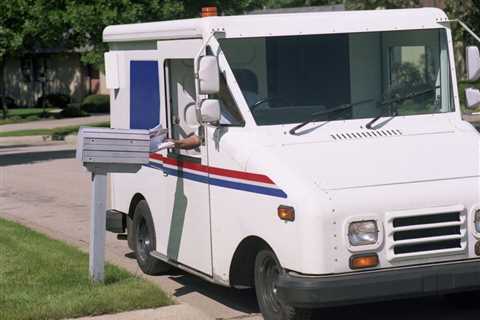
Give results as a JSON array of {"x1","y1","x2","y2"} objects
[
  {"x1": 0, "y1": 0, "x2": 71, "y2": 117},
  {"x1": 445, "y1": 0, "x2": 479, "y2": 80},
  {"x1": 65, "y1": 1, "x2": 266, "y2": 69},
  {"x1": 0, "y1": 2, "x2": 25, "y2": 118},
  {"x1": 263, "y1": 0, "x2": 342, "y2": 8},
  {"x1": 346, "y1": 0, "x2": 420, "y2": 10}
]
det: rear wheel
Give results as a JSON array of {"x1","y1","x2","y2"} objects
[
  {"x1": 132, "y1": 200, "x2": 171, "y2": 275},
  {"x1": 254, "y1": 249, "x2": 311, "y2": 320}
]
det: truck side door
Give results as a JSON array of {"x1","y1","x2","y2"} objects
[{"x1": 154, "y1": 40, "x2": 213, "y2": 276}]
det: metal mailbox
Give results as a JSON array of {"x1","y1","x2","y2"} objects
[
  {"x1": 76, "y1": 127, "x2": 150, "y2": 166},
  {"x1": 76, "y1": 126, "x2": 151, "y2": 283}
]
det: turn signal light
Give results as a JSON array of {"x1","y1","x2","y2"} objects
[
  {"x1": 350, "y1": 253, "x2": 379, "y2": 269},
  {"x1": 202, "y1": 6, "x2": 218, "y2": 17},
  {"x1": 278, "y1": 205, "x2": 295, "y2": 222},
  {"x1": 475, "y1": 241, "x2": 480, "y2": 256}
]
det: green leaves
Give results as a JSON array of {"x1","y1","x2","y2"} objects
[{"x1": 0, "y1": 0, "x2": 477, "y2": 70}]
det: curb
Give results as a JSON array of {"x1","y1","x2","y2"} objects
[
  {"x1": 0, "y1": 134, "x2": 77, "y2": 147},
  {"x1": 66, "y1": 304, "x2": 212, "y2": 320}
]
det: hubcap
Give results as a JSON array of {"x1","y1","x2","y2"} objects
[
  {"x1": 136, "y1": 217, "x2": 151, "y2": 261},
  {"x1": 261, "y1": 255, "x2": 282, "y2": 313}
]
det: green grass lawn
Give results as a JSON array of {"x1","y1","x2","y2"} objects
[
  {"x1": 0, "y1": 218, "x2": 172, "y2": 320},
  {"x1": 0, "y1": 108, "x2": 57, "y2": 125},
  {"x1": 0, "y1": 121, "x2": 110, "y2": 138}
]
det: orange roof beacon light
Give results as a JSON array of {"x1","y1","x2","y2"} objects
[{"x1": 202, "y1": 6, "x2": 218, "y2": 17}]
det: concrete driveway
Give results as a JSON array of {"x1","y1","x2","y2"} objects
[{"x1": 0, "y1": 142, "x2": 479, "y2": 320}]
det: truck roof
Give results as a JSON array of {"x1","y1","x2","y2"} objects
[{"x1": 103, "y1": 8, "x2": 448, "y2": 43}]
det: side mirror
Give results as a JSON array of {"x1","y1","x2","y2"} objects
[
  {"x1": 198, "y1": 56, "x2": 220, "y2": 94},
  {"x1": 200, "y1": 99, "x2": 221, "y2": 123},
  {"x1": 466, "y1": 46, "x2": 480, "y2": 81},
  {"x1": 465, "y1": 87, "x2": 480, "y2": 109}
]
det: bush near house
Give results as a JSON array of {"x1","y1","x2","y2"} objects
[
  {"x1": 57, "y1": 104, "x2": 89, "y2": 119},
  {"x1": 81, "y1": 94, "x2": 110, "y2": 114},
  {"x1": 36, "y1": 93, "x2": 72, "y2": 109}
]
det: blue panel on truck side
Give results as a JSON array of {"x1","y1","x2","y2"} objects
[{"x1": 130, "y1": 60, "x2": 160, "y2": 129}]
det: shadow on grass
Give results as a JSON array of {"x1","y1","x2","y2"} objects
[{"x1": 0, "y1": 149, "x2": 75, "y2": 167}]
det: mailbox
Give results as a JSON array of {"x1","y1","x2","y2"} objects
[
  {"x1": 76, "y1": 127, "x2": 150, "y2": 168},
  {"x1": 76, "y1": 126, "x2": 151, "y2": 283}
]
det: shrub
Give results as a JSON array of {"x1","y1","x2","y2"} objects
[
  {"x1": 57, "y1": 104, "x2": 89, "y2": 118},
  {"x1": 36, "y1": 94, "x2": 71, "y2": 109},
  {"x1": 3, "y1": 97, "x2": 18, "y2": 109},
  {"x1": 25, "y1": 115, "x2": 40, "y2": 121},
  {"x1": 81, "y1": 94, "x2": 110, "y2": 113}
]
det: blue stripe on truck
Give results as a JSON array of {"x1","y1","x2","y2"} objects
[{"x1": 130, "y1": 60, "x2": 160, "y2": 130}]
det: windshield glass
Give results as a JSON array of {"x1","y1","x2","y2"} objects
[{"x1": 219, "y1": 29, "x2": 454, "y2": 126}]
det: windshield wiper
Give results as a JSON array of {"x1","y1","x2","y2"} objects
[
  {"x1": 289, "y1": 99, "x2": 373, "y2": 135},
  {"x1": 365, "y1": 87, "x2": 436, "y2": 130}
]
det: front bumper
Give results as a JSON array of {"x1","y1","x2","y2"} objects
[{"x1": 277, "y1": 260, "x2": 480, "y2": 308}]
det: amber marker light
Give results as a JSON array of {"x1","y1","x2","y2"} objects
[
  {"x1": 201, "y1": 6, "x2": 218, "y2": 17},
  {"x1": 350, "y1": 253, "x2": 379, "y2": 270},
  {"x1": 278, "y1": 205, "x2": 295, "y2": 222},
  {"x1": 475, "y1": 241, "x2": 480, "y2": 256}
]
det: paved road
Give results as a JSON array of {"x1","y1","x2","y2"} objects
[
  {"x1": 0, "y1": 114, "x2": 109, "y2": 132},
  {"x1": 0, "y1": 142, "x2": 479, "y2": 320}
]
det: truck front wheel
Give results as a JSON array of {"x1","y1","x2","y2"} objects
[
  {"x1": 132, "y1": 200, "x2": 171, "y2": 275},
  {"x1": 254, "y1": 249, "x2": 311, "y2": 320}
]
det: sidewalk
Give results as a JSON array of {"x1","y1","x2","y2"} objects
[
  {"x1": 0, "y1": 114, "x2": 109, "y2": 132},
  {"x1": 69, "y1": 305, "x2": 213, "y2": 320}
]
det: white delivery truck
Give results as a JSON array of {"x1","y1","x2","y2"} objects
[{"x1": 103, "y1": 7, "x2": 480, "y2": 320}]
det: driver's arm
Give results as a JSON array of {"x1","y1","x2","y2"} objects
[{"x1": 172, "y1": 134, "x2": 201, "y2": 150}]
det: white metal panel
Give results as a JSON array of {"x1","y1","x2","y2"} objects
[
  {"x1": 330, "y1": 178, "x2": 479, "y2": 273},
  {"x1": 109, "y1": 50, "x2": 166, "y2": 222},
  {"x1": 104, "y1": 19, "x2": 202, "y2": 42},
  {"x1": 158, "y1": 41, "x2": 212, "y2": 275},
  {"x1": 103, "y1": 8, "x2": 448, "y2": 43},
  {"x1": 104, "y1": 52, "x2": 120, "y2": 89}
]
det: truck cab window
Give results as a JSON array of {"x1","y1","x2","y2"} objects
[
  {"x1": 214, "y1": 72, "x2": 245, "y2": 126},
  {"x1": 219, "y1": 29, "x2": 454, "y2": 126},
  {"x1": 166, "y1": 59, "x2": 200, "y2": 157}
]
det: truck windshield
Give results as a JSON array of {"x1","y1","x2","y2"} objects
[{"x1": 219, "y1": 29, "x2": 454, "y2": 126}]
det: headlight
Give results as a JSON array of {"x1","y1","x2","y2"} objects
[
  {"x1": 348, "y1": 220, "x2": 379, "y2": 246},
  {"x1": 475, "y1": 210, "x2": 480, "y2": 233}
]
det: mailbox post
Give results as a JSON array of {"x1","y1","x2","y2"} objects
[{"x1": 76, "y1": 127, "x2": 150, "y2": 282}]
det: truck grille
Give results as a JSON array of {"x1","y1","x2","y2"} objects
[{"x1": 386, "y1": 207, "x2": 466, "y2": 261}]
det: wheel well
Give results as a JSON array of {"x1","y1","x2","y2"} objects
[{"x1": 229, "y1": 236, "x2": 272, "y2": 288}]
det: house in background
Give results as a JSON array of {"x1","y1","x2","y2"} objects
[{"x1": 2, "y1": 47, "x2": 107, "y2": 108}]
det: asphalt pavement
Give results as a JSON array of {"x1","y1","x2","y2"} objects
[{"x1": 0, "y1": 140, "x2": 479, "y2": 320}]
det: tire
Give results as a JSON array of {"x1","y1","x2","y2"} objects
[
  {"x1": 445, "y1": 290, "x2": 480, "y2": 308},
  {"x1": 254, "y1": 249, "x2": 312, "y2": 320},
  {"x1": 132, "y1": 200, "x2": 171, "y2": 275}
]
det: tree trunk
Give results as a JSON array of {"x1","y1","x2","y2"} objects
[{"x1": 0, "y1": 59, "x2": 7, "y2": 120}]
